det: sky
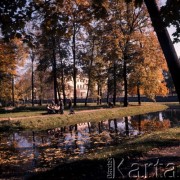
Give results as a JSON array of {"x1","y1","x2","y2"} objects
[{"x1": 167, "y1": 26, "x2": 180, "y2": 57}]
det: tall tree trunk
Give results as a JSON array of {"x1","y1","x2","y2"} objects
[
  {"x1": 52, "y1": 57, "x2": 58, "y2": 104},
  {"x1": 39, "y1": 72, "x2": 43, "y2": 106},
  {"x1": 85, "y1": 38, "x2": 95, "y2": 106},
  {"x1": 144, "y1": 0, "x2": 180, "y2": 102},
  {"x1": 97, "y1": 84, "x2": 100, "y2": 105},
  {"x1": 72, "y1": 22, "x2": 77, "y2": 106},
  {"x1": 52, "y1": 38, "x2": 58, "y2": 104},
  {"x1": 85, "y1": 65, "x2": 93, "y2": 107},
  {"x1": 123, "y1": 56, "x2": 128, "y2": 107},
  {"x1": 137, "y1": 83, "x2": 141, "y2": 105},
  {"x1": 106, "y1": 74, "x2": 110, "y2": 104},
  {"x1": 100, "y1": 86, "x2": 102, "y2": 105},
  {"x1": 11, "y1": 75, "x2": 15, "y2": 107},
  {"x1": 57, "y1": 40, "x2": 66, "y2": 106},
  {"x1": 113, "y1": 61, "x2": 117, "y2": 106},
  {"x1": 31, "y1": 51, "x2": 35, "y2": 107},
  {"x1": 39, "y1": 86, "x2": 43, "y2": 106},
  {"x1": 62, "y1": 79, "x2": 66, "y2": 106}
]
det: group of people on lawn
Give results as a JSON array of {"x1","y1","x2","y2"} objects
[
  {"x1": 46, "y1": 98, "x2": 116, "y2": 114},
  {"x1": 46, "y1": 99, "x2": 74, "y2": 114}
]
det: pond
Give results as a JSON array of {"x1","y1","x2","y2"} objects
[{"x1": 0, "y1": 109, "x2": 179, "y2": 179}]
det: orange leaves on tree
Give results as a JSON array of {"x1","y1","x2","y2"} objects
[
  {"x1": 0, "y1": 38, "x2": 28, "y2": 101},
  {"x1": 128, "y1": 31, "x2": 169, "y2": 99}
]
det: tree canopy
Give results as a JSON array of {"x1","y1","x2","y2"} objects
[{"x1": 0, "y1": 0, "x2": 179, "y2": 104}]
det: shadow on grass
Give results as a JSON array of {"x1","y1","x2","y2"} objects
[
  {"x1": 129, "y1": 139, "x2": 180, "y2": 149},
  {"x1": 0, "y1": 106, "x2": 46, "y2": 114},
  {"x1": 27, "y1": 159, "x2": 109, "y2": 180},
  {"x1": 0, "y1": 120, "x2": 24, "y2": 132},
  {"x1": 27, "y1": 152, "x2": 180, "y2": 179},
  {"x1": 26, "y1": 138, "x2": 180, "y2": 180},
  {"x1": 0, "y1": 105, "x2": 107, "y2": 114}
]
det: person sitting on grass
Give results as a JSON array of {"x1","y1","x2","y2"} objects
[
  {"x1": 108, "y1": 101, "x2": 114, "y2": 108},
  {"x1": 46, "y1": 104, "x2": 55, "y2": 114},
  {"x1": 54, "y1": 104, "x2": 60, "y2": 113}
]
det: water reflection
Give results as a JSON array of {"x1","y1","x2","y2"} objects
[{"x1": 0, "y1": 110, "x2": 179, "y2": 179}]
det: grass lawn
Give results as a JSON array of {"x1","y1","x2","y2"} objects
[
  {"x1": 0, "y1": 103, "x2": 168, "y2": 131},
  {"x1": 0, "y1": 102, "x2": 170, "y2": 118}
]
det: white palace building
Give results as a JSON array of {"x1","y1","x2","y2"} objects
[{"x1": 65, "y1": 76, "x2": 89, "y2": 99}]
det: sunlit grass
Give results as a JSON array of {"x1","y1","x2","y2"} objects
[
  {"x1": 1, "y1": 102, "x2": 176, "y2": 119},
  {"x1": 0, "y1": 103, "x2": 168, "y2": 131}
]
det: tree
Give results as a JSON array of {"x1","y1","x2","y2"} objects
[
  {"x1": 31, "y1": 0, "x2": 70, "y2": 105},
  {"x1": 91, "y1": 0, "x2": 180, "y2": 102},
  {"x1": 129, "y1": 32, "x2": 169, "y2": 101},
  {"x1": 81, "y1": 19, "x2": 111, "y2": 106},
  {"x1": 161, "y1": 0, "x2": 180, "y2": 43},
  {"x1": 109, "y1": 0, "x2": 148, "y2": 107},
  {"x1": 64, "y1": 0, "x2": 91, "y2": 106},
  {"x1": 0, "y1": 39, "x2": 26, "y2": 105},
  {"x1": 0, "y1": 0, "x2": 31, "y2": 40},
  {"x1": 15, "y1": 70, "x2": 32, "y2": 102},
  {"x1": 163, "y1": 70, "x2": 175, "y2": 96},
  {"x1": 81, "y1": 31, "x2": 96, "y2": 106},
  {"x1": 143, "y1": 0, "x2": 180, "y2": 102},
  {"x1": 30, "y1": 49, "x2": 35, "y2": 106},
  {"x1": 56, "y1": 38, "x2": 70, "y2": 106}
]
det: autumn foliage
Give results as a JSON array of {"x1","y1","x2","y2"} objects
[{"x1": 0, "y1": 39, "x2": 27, "y2": 103}]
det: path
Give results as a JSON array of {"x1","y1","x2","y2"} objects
[{"x1": 0, "y1": 107, "x2": 110, "y2": 121}]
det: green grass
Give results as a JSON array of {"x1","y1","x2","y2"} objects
[
  {"x1": 80, "y1": 127, "x2": 180, "y2": 160},
  {"x1": 0, "y1": 103, "x2": 168, "y2": 131},
  {"x1": 0, "y1": 103, "x2": 110, "y2": 118},
  {"x1": 1, "y1": 102, "x2": 176, "y2": 119}
]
